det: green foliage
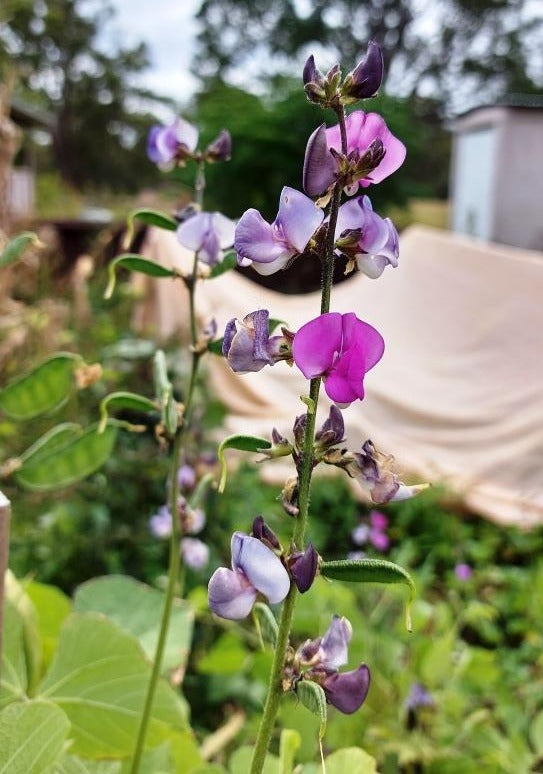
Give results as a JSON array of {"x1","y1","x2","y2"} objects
[
  {"x1": 0, "y1": 232, "x2": 40, "y2": 268},
  {"x1": 0, "y1": 352, "x2": 80, "y2": 421},
  {"x1": 0, "y1": 700, "x2": 70, "y2": 773}
]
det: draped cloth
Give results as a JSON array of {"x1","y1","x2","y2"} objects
[{"x1": 137, "y1": 225, "x2": 543, "y2": 528}]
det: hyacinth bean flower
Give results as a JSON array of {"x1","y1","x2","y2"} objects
[
  {"x1": 222, "y1": 309, "x2": 292, "y2": 373},
  {"x1": 347, "y1": 440, "x2": 429, "y2": 503},
  {"x1": 177, "y1": 211, "x2": 236, "y2": 267},
  {"x1": 341, "y1": 41, "x2": 384, "y2": 102},
  {"x1": 335, "y1": 195, "x2": 399, "y2": 278},
  {"x1": 147, "y1": 117, "x2": 199, "y2": 169},
  {"x1": 208, "y1": 532, "x2": 290, "y2": 620},
  {"x1": 297, "y1": 616, "x2": 371, "y2": 714},
  {"x1": 181, "y1": 538, "x2": 209, "y2": 570},
  {"x1": 303, "y1": 110, "x2": 406, "y2": 197},
  {"x1": 292, "y1": 312, "x2": 384, "y2": 406},
  {"x1": 234, "y1": 187, "x2": 324, "y2": 275}
]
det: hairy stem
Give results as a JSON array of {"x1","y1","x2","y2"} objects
[{"x1": 250, "y1": 105, "x2": 347, "y2": 773}]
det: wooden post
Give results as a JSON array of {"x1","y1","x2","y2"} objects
[{"x1": 0, "y1": 490, "x2": 10, "y2": 678}]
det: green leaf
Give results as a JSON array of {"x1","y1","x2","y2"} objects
[
  {"x1": 319, "y1": 558, "x2": 416, "y2": 631},
  {"x1": 15, "y1": 422, "x2": 118, "y2": 491},
  {"x1": 99, "y1": 391, "x2": 158, "y2": 431},
  {"x1": 217, "y1": 434, "x2": 271, "y2": 493},
  {"x1": 55, "y1": 756, "x2": 121, "y2": 773},
  {"x1": 296, "y1": 680, "x2": 327, "y2": 738},
  {"x1": 228, "y1": 746, "x2": 279, "y2": 774},
  {"x1": 105, "y1": 255, "x2": 178, "y2": 300},
  {"x1": 0, "y1": 599, "x2": 28, "y2": 707},
  {"x1": 119, "y1": 742, "x2": 172, "y2": 774},
  {"x1": 208, "y1": 338, "x2": 224, "y2": 355},
  {"x1": 19, "y1": 423, "x2": 83, "y2": 464},
  {"x1": 279, "y1": 728, "x2": 301, "y2": 774},
  {"x1": 0, "y1": 231, "x2": 40, "y2": 268},
  {"x1": 37, "y1": 613, "x2": 190, "y2": 758},
  {"x1": 0, "y1": 352, "x2": 80, "y2": 420},
  {"x1": 25, "y1": 581, "x2": 72, "y2": 674},
  {"x1": 124, "y1": 208, "x2": 177, "y2": 249},
  {"x1": 4, "y1": 571, "x2": 41, "y2": 694},
  {"x1": 530, "y1": 710, "x2": 543, "y2": 756},
  {"x1": 0, "y1": 700, "x2": 70, "y2": 773},
  {"x1": 268, "y1": 318, "x2": 287, "y2": 333},
  {"x1": 73, "y1": 575, "x2": 194, "y2": 674},
  {"x1": 209, "y1": 252, "x2": 237, "y2": 278},
  {"x1": 323, "y1": 748, "x2": 377, "y2": 774},
  {"x1": 197, "y1": 632, "x2": 248, "y2": 675},
  {"x1": 253, "y1": 603, "x2": 278, "y2": 649}
]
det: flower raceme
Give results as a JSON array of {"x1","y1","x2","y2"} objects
[
  {"x1": 292, "y1": 312, "x2": 384, "y2": 406},
  {"x1": 208, "y1": 531, "x2": 290, "y2": 620},
  {"x1": 303, "y1": 110, "x2": 406, "y2": 197},
  {"x1": 234, "y1": 186, "x2": 324, "y2": 275}
]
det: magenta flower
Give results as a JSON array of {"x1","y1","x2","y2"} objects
[
  {"x1": 455, "y1": 563, "x2": 473, "y2": 581},
  {"x1": 208, "y1": 532, "x2": 290, "y2": 620},
  {"x1": 177, "y1": 211, "x2": 236, "y2": 266},
  {"x1": 234, "y1": 187, "x2": 324, "y2": 275},
  {"x1": 147, "y1": 118, "x2": 199, "y2": 169},
  {"x1": 303, "y1": 110, "x2": 406, "y2": 197},
  {"x1": 335, "y1": 196, "x2": 399, "y2": 278},
  {"x1": 292, "y1": 312, "x2": 384, "y2": 405}
]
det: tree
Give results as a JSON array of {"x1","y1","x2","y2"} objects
[{"x1": 0, "y1": 0, "x2": 169, "y2": 191}]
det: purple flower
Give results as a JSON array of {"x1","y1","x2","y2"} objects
[
  {"x1": 289, "y1": 543, "x2": 319, "y2": 593},
  {"x1": 177, "y1": 464, "x2": 196, "y2": 491},
  {"x1": 208, "y1": 532, "x2": 290, "y2": 620},
  {"x1": 205, "y1": 129, "x2": 232, "y2": 162},
  {"x1": 147, "y1": 118, "x2": 199, "y2": 169},
  {"x1": 184, "y1": 505, "x2": 206, "y2": 535},
  {"x1": 455, "y1": 563, "x2": 473, "y2": 581},
  {"x1": 177, "y1": 211, "x2": 236, "y2": 267},
  {"x1": 181, "y1": 538, "x2": 209, "y2": 570},
  {"x1": 351, "y1": 523, "x2": 370, "y2": 546},
  {"x1": 303, "y1": 111, "x2": 406, "y2": 197},
  {"x1": 342, "y1": 41, "x2": 384, "y2": 102},
  {"x1": 346, "y1": 440, "x2": 429, "y2": 503},
  {"x1": 405, "y1": 682, "x2": 435, "y2": 711},
  {"x1": 335, "y1": 196, "x2": 399, "y2": 278},
  {"x1": 149, "y1": 505, "x2": 172, "y2": 539},
  {"x1": 296, "y1": 616, "x2": 371, "y2": 715},
  {"x1": 222, "y1": 309, "x2": 292, "y2": 374},
  {"x1": 292, "y1": 312, "x2": 384, "y2": 406},
  {"x1": 234, "y1": 187, "x2": 324, "y2": 275}
]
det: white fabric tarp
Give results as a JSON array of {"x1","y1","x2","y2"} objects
[{"x1": 137, "y1": 225, "x2": 543, "y2": 528}]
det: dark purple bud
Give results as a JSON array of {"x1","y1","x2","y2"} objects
[
  {"x1": 342, "y1": 41, "x2": 384, "y2": 102},
  {"x1": 303, "y1": 55, "x2": 327, "y2": 104},
  {"x1": 303, "y1": 124, "x2": 337, "y2": 197},
  {"x1": 251, "y1": 515, "x2": 281, "y2": 550},
  {"x1": 315, "y1": 405, "x2": 345, "y2": 449},
  {"x1": 289, "y1": 542, "x2": 318, "y2": 593},
  {"x1": 296, "y1": 636, "x2": 322, "y2": 665},
  {"x1": 258, "y1": 428, "x2": 294, "y2": 459},
  {"x1": 205, "y1": 129, "x2": 232, "y2": 162},
  {"x1": 323, "y1": 663, "x2": 371, "y2": 714},
  {"x1": 293, "y1": 413, "x2": 307, "y2": 451}
]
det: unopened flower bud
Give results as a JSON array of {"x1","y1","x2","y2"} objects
[
  {"x1": 205, "y1": 129, "x2": 232, "y2": 162},
  {"x1": 342, "y1": 41, "x2": 384, "y2": 103},
  {"x1": 315, "y1": 405, "x2": 345, "y2": 452},
  {"x1": 323, "y1": 664, "x2": 371, "y2": 714},
  {"x1": 251, "y1": 515, "x2": 281, "y2": 550},
  {"x1": 281, "y1": 476, "x2": 299, "y2": 517},
  {"x1": 289, "y1": 542, "x2": 319, "y2": 593}
]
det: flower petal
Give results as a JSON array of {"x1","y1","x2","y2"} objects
[
  {"x1": 208, "y1": 567, "x2": 257, "y2": 619},
  {"x1": 231, "y1": 532, "x2": 290, "y2": 604},
  {"x1": 212, "y1": 212, "x2": 237, "y2": 248},
  {"x1": 292, "y1": 313, "x2": 343, "y2": 379},
  {"x1": 320, "y1": 615, "x2": 352, "y2": 670},
  {"x1": 341, "y1": 314, "x2": 385, "y2": 372},
  {"x1": 324, "y1": 344, "x2": 364, "y2": 405},
  {"x1": 356, "y1": 112, "x2": 406, "y2": 184},
  {"x1": 174, "y1": 117, "x2": 199, "y2": 152},
  {"x1": 177, "y1": 212, "x2": 211, "y2": 252},
  {"x1": 235, "y1": 208, "x2": 287, "y2": 264},
  {"x1": 276, "y1": 187, "x2": 325, "y2": 254},
  {"x1": 323, "y1": 664, "x2": 371, "y2": 714},
  {"x1": 303, "y1": 124, "x2": 337, "y2": 196}
]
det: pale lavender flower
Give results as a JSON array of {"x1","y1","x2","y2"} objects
[
  {"x1": 149, "y1": 505, "x2": 172, "y2": 539},
  {"x1": 335, "y1": 195, "x2": 399, "y2": 278},
  {"x1": 222, "y1": 309, "x2": 292, "y2": 373},
  {"x1": 181, "y1": 538, "x2": 209, "y2": 569},
  {"x1": 405, "y1": 682, "x2": 435, "y2": 711},
  {"x1": 346, "y1": 440, "x2": 429, "y2": 503},
  {"x1": 352, "y1": 524, "x2": 370, "y2": 546},
  {"x1": 208, "y1": 532, "x2": 290, "y2": 620},
  {"x1": 184, "y1": 506, "x2": 206, "y2": 535},
  {"x1": 177, "y1": 211, "x2": 236, "y2": 266},
  {"x1": 178, "y1": 464, "x2": 196, "y2": 492},
  {"x1": 234, "y1": 187, "x2": 324, "y2": 275},
  {"x1": 147, "y1": 118, "x2": 199, "y2": 169}
]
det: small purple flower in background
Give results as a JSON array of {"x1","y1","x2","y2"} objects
[
  {"x1": 455, "y1": 563, "x2": 473, "y2": 581},
  {"x1": 149, "y1": 505, "x2": 172, "y2": 539},
  {"x1": 178, "y1": 464, "x2": 196, "y2": 492},
  {"x1": 177, "y1": 211, "x2": 236, "y2": 267},
  {"x1": 234, "y1": 187, "x2": 324, "y2": 275},
  {"x1": 303, "y1": 111, "x2": 406, "y2": 197},
  {"x1": 222, "y1": 309, "x2": 293, "y2": 374},
  {"x1": 208, "y1": 531, "x2": 290, "y2": 620},
  {"x1": 181, "y1": 538, "x2": 209, "y2": 570},
  {"x1": 405, "y1": 682, "x2": 435, "y2": 711},
  {"x1": 149, "y1": 496, "x2": 205, "y2": 538},
  {"x1": 292, "y1": 312, "x2": 384, "y2": 406},
  {"x1": 147, "y1": 117, "x2": 199, "y2": 169},
  {"x1": 204, "y1": 129, "x2": 232, "y2": 162},
  {"x1": 296, "y1": 616, "x2": 371, "y2": 714},
  {"x1": 351, "y1": 510, "x2": 389, "y2": 552},
  {"x1": 335, "y1": 196, "x2": 399, "y2": 279}
]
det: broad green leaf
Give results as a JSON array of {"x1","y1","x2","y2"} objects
[
  {"x1": 0, "y1": 231, "x2": 40, "y2": 268},
  {"x1": 19, "y1": 423, "x2": 83, "y2": 464},
  {"x1": 119, "y1": 742, "x2": 172, "y2": 774},
  {"x1": 25, "y1": 581, "x2": 71, "y2": 674},
  {"x1": 105, "y1": 255, "x2": 178, "y2": 300},
  {"x1": 323, "y1": 748, "x2": 377, "y2": 774},
  {"x1": 530, "y1": 710, "x2": 543, "y2": 756},
  {"x1": 320, "y1": 558, "x2": 416, "y2": 631},
  {"x1": 15, "y1": 422, "x2": 118, "y2": 491},
  {"x1": 208, "y1": 252, "x2": 237, "y2": 278},
  {"x1": 0, "y1": 599, "x2": 28, "y2": 706},
  {"x1": 279, "y1": 728, "x2": 301, "y2": 774},
  {"x1": 0, "y1": 700, "x2": 70, "y2": 774},
  {"x1": 296, "y1": 680, "x2": 327, "y2": 737},
  {"x1": 217, "y1": 434, "x2": 271, "y2": 493},
  {"x1": 55, "y1": 756, "x2": 121, "y2": 773},
  {"x1": 124, "y1": 208, "x2": 177, "y2": 249},
  {"x1": 37, "y1": 613, "x2": 189, "y2": 758},
  {"x1": 99, "y1": 391, "x2": 158, "y2": 431},
  {"x1": 197, "y1": 632, "x2": 248, "y2": 675},
  {"x1": 4, "y1": 571, "x2": 41, "y2": 694},
  {"x1": 0, "y1": 352, "x2": 80, "y2": 420},
  {"x1": 228, "y1": 746, "x2": 279, "y2": 774},
  {"x1": 74, "y1": 575, "x2": 193, "y2": 674},
  {"x1": 253, "y1": 603, "x2": 278, "y2": 649}
]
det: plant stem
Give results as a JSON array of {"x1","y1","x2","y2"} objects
[
  {"x1": 130, "y1": 235, "x2": 203, "y2": 774},
  {"x1": 0, "y1": 490, "x2": 11, "y2": 685}
]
